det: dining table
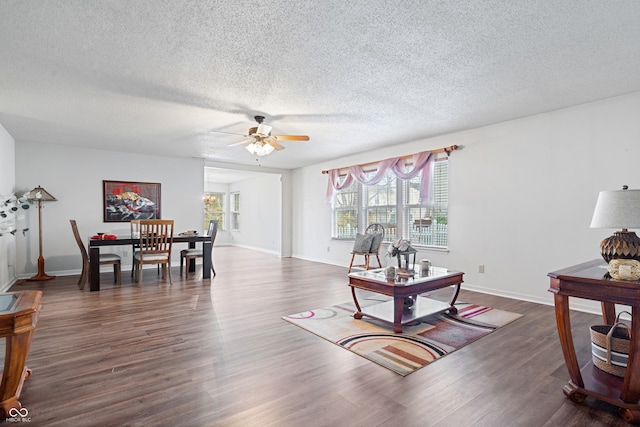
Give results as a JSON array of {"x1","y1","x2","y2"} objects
[{"x1": 88, "y1": 234, "x2": 212, "y2": 291}]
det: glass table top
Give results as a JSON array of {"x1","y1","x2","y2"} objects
[{"x1": 349, "y1": 265, "x2": 461, "y2": 284}]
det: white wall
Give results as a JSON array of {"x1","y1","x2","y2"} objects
[
  {"x1": 229, "y1": 174, "x2": 282, "y2": 255},
  {"x1": 14, "y1": 142, "x2": 205, "y2": 277},
  {"x1": 292, "y1": 91, "x2": 640, "y2": 313},
  {"x1": 0, "y1": 124, "x2": 16, "y2": 288}
]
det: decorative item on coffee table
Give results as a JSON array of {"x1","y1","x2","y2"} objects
[
  {"x1": 387, "y1": 238, "x2": 417, "y2": 274},
  {"x1": 386, "y1": 238, "x2": 418, "y2": 307},
  {"x1": 384, "y1": 265, "x2": 397, "y2": 281},
  {"x1": 420, "y1": 259, "x2": 431, "y2": 275}
]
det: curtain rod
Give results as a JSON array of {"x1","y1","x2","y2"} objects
[{"x1": 321, "y1": 145, "x2": 459, "y2": 175}]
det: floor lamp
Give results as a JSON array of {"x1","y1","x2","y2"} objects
[{"x1": 27, "y1": 185, "x2": 57, "y2": 281}]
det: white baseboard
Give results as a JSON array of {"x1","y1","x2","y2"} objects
[
  {"x1": 292, "y1": 253, "x2": 346, "y2": 268},
  {"x1": 462, "y1": 283, "x2": 603, "y2": 315}
]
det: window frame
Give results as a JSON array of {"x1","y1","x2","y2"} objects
[
  {"x1": 332, "y1": 180, "x2": 359, "y2": 240},
  {"x1": 230, "y1": 191, "x2": 240, "y2": 231}
]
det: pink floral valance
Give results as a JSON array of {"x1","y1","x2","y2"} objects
[{"x1": 325, "y1": 150, "x2": 436, "y2": 204}]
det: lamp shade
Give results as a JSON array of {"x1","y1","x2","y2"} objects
[
  {"x1": 590, "y1": 186, "x2": 640, "y2": 264},
  {"x1": 26, "y1": 186, "x2": 57, "y2": 202},
  {"x1": 590, "y1": 187, "x2": 640, "y2": 229},
  {"x1": 245, "y1": 141, "x2": 275, "y2": 156}
]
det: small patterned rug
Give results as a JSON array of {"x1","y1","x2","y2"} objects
[{"x1": 283, "y1": 296, "x2": 522, "y2": 376}]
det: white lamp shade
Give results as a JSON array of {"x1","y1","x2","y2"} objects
[
  {"x1": 245, "y1": 141, "x2": 274, "y2": 156},
  {"x1": 26, "y1": 185, "x2": 57, "y2": 202},
  {"x1": 590, "y1": 188, "x2": 640, "y2": 229}
]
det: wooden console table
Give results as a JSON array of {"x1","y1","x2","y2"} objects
[
  {"x1": 548, "y1": 260, "x2": 640, "y2": 423},
  {"x1": 0, "y1": 290, "x2": 42, "y2": 417}
]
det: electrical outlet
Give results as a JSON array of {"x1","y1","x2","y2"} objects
[
  {"x1": 478, "y1": 264, "x2": 485, "y2": 273},
  {"x1": 327, "y1": 246, "x2": 330, "y2": 252}
]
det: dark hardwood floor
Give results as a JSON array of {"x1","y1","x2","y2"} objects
[{"x1": 7, "y1": 247, "x2": 630, "y2": 426}]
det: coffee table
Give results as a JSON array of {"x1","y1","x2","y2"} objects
[{"x1": 348, "y1": 266, "x2": 464, "y2": 333}]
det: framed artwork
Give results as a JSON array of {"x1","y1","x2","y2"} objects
[{"x1": 103, "y1": 180, "x2": 161, "y2": 222}]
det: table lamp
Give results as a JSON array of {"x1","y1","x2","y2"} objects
[
  {"x1": 26, "y1": 185, "x2": 57, "y2": 281},
  {"x1": 590, "y1": 185, "x2": 640, "y2": 262}
]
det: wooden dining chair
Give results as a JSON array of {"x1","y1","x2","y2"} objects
[
  {"x1": 70, "y1": 220, "x2": 121, "y2": 290},
  {"x1": 133, "y1": 219, "x2": 174, "y2": 285},
  {"x1": 131, "y1": 219, "x2": 161, "y2": 279},
  {"x1": 180, "y1": 220, "x2": 218, "y2": 278}
]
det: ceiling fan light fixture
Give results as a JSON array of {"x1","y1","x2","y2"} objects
[
  {"x1": 228, "y1": 114, "x2": 309, "y2": 156},
  {"x1": 245, "y1": 140, "x2": 274, "y2": 156}
]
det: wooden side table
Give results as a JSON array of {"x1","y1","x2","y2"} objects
[
  {"x1": 548, "y1": 260, "x2": 640, "y2": 423},
  {"x1": 0, "y1": 290, "x2": 42, "y2": 417}
]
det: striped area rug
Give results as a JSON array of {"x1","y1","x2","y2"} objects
[{"x1": 283, "y1": 296, "x2": 522, "y2": 376}]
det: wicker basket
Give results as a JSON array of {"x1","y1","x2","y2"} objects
[{"x1": 590, "y1": 312, "x2": 631, "y2": 377}]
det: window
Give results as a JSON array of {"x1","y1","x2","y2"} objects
[
  {"x1": 364, "y1": 172, "x2": 397, "y2": 242},
  {"x1": 405, "y1": 160, "x2": 448, "y2": 247},
  {"x1": 231, "y1": 192, "x2": 240, "y2": 230},
  {"x1": 333, "y1": 181, "x2": 358, "y2": 239},
  {"x1": 204, "y1": 192, "x2": 224, "y2": 230},
  {"x1": 332, "y1": 158, "x2": 449, "y2": 248}
]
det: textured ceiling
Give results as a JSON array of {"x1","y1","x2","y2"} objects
[{"x1": 2, "y1": 1, "x2": 640, "y2": 170}]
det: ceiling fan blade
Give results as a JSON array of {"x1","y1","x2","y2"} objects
[
  {"x1": 228, "y1": 138, "x2": 253, "y2": 147},
  {"x1": 211, "y1": 130, "x2": 247, "y2": 137},
  {"x1": 265, "y1": 137, "x2": 285, "y2": 151},
  {"x1": 274, "y1": 135, "x2": 310, "y2": 141}
]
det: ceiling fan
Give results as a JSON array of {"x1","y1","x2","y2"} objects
[{"x1": 228, "y1": 115, "x2": 310, "y2": 156}]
